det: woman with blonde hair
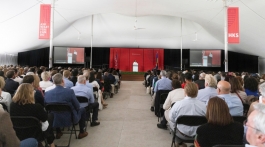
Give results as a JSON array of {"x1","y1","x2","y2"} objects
[
  {"x1": 39, "y1": 71, "x2": 53, "y2": 90},
  {"x1": 195, "y1": 97, "x2": 244, "y2": 147},
  {"x1": 10, "y1": 83, "x2": 56, "y2": 147}
]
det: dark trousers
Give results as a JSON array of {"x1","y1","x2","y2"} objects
[
  {"x1": 86, "y1": 102, "x2": 99, "y2": 122},
  {"x1": 160, "y1": 116, "x2": 167, "y2": 126},
  {"x1": 45, "y1": 114, "x2": 55, "y2": 144},
  {"x1": 56, "y1": 107, "x2": 87, "y2": 133}
]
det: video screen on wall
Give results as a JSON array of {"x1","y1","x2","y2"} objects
[
  {"x1": 190, "y1": 50, "x2": 221, "y2": 67},
  {"x1": 53, "y1": 47, "x2": 85, "y2": 64}
]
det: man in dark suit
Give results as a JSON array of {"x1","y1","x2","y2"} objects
[
  {"x1": 45, "y1": 73, "x2": 88, "y2": 139},
  {"x1": 4, "y1": 70, "x2": 19, "y2": 95}
]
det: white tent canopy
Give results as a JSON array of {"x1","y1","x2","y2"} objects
[{"x1": 1, "y1": 0, "x2": 265, "y2": 58}]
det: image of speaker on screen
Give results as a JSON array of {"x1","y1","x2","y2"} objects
[
  {"x1": 67, "y1": 48, "x2": 77, "y2": 63},
  {"x1": 190, "y1": 49, "x2": 221, "y2": 67}
]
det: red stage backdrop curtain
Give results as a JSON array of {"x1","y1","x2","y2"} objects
[{"x1": 109, "y1": 48, "x2": 164, "y2": 72}]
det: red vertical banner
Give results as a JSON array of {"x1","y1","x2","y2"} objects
[
  {"x1": 39, "y1": 4, "x2": 51, "y2": 39},
  {"x1": 227, "y1": 7, "x2": 239, "y2": 44}
]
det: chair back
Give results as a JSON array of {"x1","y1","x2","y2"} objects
[
  {"x1": 243, "y1": 104, "x2": 250, "y2": 116},
  {"x1": 45, "y1": 103, "x2": 72, "y2": 113},
  {"x1": 76, "y1": 96, "x2": 89, "y2": 103},
  {"x1": 176, "y1": 115, "x2": 207, "y2": 126},
  {"x1": 11, "y1": 116, "x2": 43, "y2": 141},
  {"x1": 159, "y1": 93, "x2": 168, "y2": 104},
  {"x1": 213, "y1": 145, "x2": 244, "y2": 147},
  {"x1": 232, "y1": 116, "x2": 246, "y2": 124},
  {"x1": 93, "y1": 87, "x2": 98, "y2": 92}
]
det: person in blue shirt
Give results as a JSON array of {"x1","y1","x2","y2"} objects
[
  {"x1": 215, "y1": 81, "x2": 243, "y2": 116},
  {"x1": 63, "y1": 70, "x2": 73, "y2": 88},
  {"x1": 71, "y1": 75, "x2": 100, "y2": 127}
]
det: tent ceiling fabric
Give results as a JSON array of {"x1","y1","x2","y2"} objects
[{"x1": 1, "y1": 0, "x2": 265, "y2": 57}]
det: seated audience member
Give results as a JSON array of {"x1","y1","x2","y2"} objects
[
  {"x1": 103, "y1": 72, "x2": 113, "y2": 98},
  {"x1": 45, "y1": 73, "x2": 88, "y2": 139},
  {"x1": 246, "y1": 103, "x2": 265, "y2": 147},
  {"x1": 37, "y1": 69, "x2": 43, "y2": 81},
  {"x1": 32, "y1": 75, "x2": 44, "y2": 96},
  {"x1": 112, "y1": 70, "x2": 120, "y2": 85},
  {"x1": 216, "y1": 81, "x2": 243, "y2": 116},
  {"x1": 229, "y1": 76, "x2": 248, "y2": 103},
  {"x1": 151, "y1": 70, "x2": 172, "y2": 111},
  {"x1": 195, "y1": 97, "x2": 244, "y2": 147},
  {"x1": 89, "y1": 72, "x2": 100, "y2": 89},
  {"x1": 194, "y1": 72, "x2": 205, "y2": 90},
  {"x1": 82, "y1": 70, "x2": 93, "y2": 89},
  {"x1": 0, "y1": 104, "x2": 38, "y2": 147},
  {"x1": 157, "y1": 79, "x2": 185, "y2": 129},
  {"x1": 49, "y1": 70, "x2": 57, "y2": 82},
  {"x1": 169, "y1": 82, "x2": 206, "y2": 147},
  {"x1": 22, "y1": 75, "x2": 44, "y2": 107},
  {"x1": 0, "y1": 77, "x2": 12, "y2": 111},
  {"x1": 248, "y1": 81, "x2": 265, "y2": 116},
  {"x1": 71, "y1": 75, "x2": 102, "y2": 125},
  {"x1": 0, "y1": 70, "x2": 7, "y2": 80},
  {"x1": 95, "y1": 72, "x2": 103, "y2": 90},
  {"x1": 63, "y1": 70, "x2": 73, "y2": 88},
  {"x1": 39, "y1": 71, "x2": 53, "y2": 91},
  {"x1": 196, "y1": 74, "x2": 218, "y2": 104},
  {"x1": 4, "y1": 70, "x2": 19, "y2": 95},
  {"x1": 10, "y1": 84, "x2": 55, "y2": 147},
  {"x1": 181, "y1": 72, "x2": 193, "y2": 88},
  {"x1": 13, "y1": 68, "x2": 23, "y2": 84},
  {"x1": 70, "y1": 69, "x2": 78, "y2": 86},
  {"x1": 244, "y1": 77, "x2": 259, "y2": 97}
]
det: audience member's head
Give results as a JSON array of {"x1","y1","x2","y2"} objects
[
  {"x1": 184, "y1": 82, "x2": 198, "y2": 98},
  {"x1": 171, "y1": 79, "x2": 181, "y2": 89},
  {"x1": 71, "y1": 69, "x2": 78, "y2": 77},
  {"x1": 22, "y1": 75, "x2": 34, "y2": 84},
  {"x1": 236, "y1": 76, "x2": 244, "y2": 86},
  {"x1": 0, "y1": 77, "x2": 5, "y2": 89},
  {"x1": 217, "y1": 81, "x2": 231, "y2": 95},
  {"x1": 160, "y1": 70, "x2": 167, "y2": 77},
  {"x1": 12, "y1": 83, "x2": 35, "y2": 105},
  {"x1": 6, "y1": 70, "x2": 15, "y2": 79},
  {"x1": 229, "y1": 76, "x2": 244, "y2": 93},
  {"x1": 89, "y1": 72, "x2": 96, "y2": 83},
  {"x1": 184, "y1": 72, "x2": 192, "y2": 82},
  {"x1": 32, "y1": 75, "x2": 40, "y2": 89},
  {"x1": 246, "y1": 103, "x2": 265, "y2": 146},
  {"x1": 244, "y1": 77, "x2": 259, "y2": 92},
  {"x1": 52, "y1": 73, "x2": 63, "y2": 85},
  {"x1": 29, "y1": 67, "x2": 36, "y2": 73},
  {"x1": 83, "y1": 70, "x2": 90, "y2": 80},
  {"x1": 0, "y1": 71, "x2": 5, "y2": 78},
  {"x1": 206, "y1": 97, "x2": 233, "y2": 126},
  {"x1": 63, "y1": 70, "x2": 71, "y2": 78},
  {"x1": 199, "y1": 73, "x2": 206, "y2": 80},
  {"x1": 41, "y1": 71, "x2": 50, "y2": 81},
  {"x1": 77, "y1": 75, "x2": 86, "y2": 84},
  {"x1": 204, "y1": 74, "x2": 217, "y2": 88}
]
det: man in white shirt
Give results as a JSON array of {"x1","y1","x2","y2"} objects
[
  {"x1": 169, "y1": 83, "x2": 206, "y2": 147},
  {"x1": 196, "y1": 74, "x2": 218, "y2": 104},
  {"x1": 246, "y1": 103, "x2": 265, "y2": 147}
]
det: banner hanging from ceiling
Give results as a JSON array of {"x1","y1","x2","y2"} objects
[
  {"x1": 39, "y1": 4, "x2": 51, "y2": 39},
  {"x1": 227, "y1": 7, "x2": 239, "y2": 44}
]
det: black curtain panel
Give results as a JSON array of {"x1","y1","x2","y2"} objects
[{"x1": 18, "y1": 47, "x2": 49, "y2": 67}]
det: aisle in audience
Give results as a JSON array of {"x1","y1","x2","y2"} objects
[{"x1": 54, "y1": 81, "x2": 172, "y2": 147}]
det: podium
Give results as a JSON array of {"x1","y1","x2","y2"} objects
[{"x1": 133, "y1": 62, "x2": 138, "y2": 72}]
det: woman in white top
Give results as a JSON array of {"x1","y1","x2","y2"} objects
[
  {"x1": 39, "y1": 71, "x2": 53, "y2": 90},
  {"x1": 0, "y1": 77, "x2": 12, "y2": 111}
]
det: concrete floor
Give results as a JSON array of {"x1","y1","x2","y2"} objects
[{"x1": 53, "y1": 81, "x2": 173, "y2": 147}]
